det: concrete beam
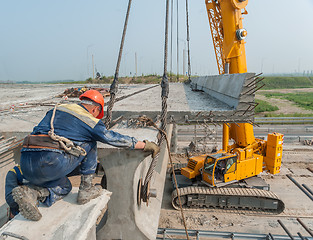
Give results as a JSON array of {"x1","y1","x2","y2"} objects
[
  {"x1": 109, "y1": 74, "x2": 256, "y2": 124},
  {"x1": 96, "y1": 124, "x2": 172, "y2": 240},
  {"x1": 190, "y1": 73, "x2": 255, "y2": 109},
  {"x1": 0, "y1": 188, "x2": 111, "y2": 240}
]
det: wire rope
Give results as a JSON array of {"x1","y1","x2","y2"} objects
[{"x1": 105, "y1": 0, "x2": 133, "y2": 128}]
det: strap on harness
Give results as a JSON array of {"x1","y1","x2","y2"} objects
[
  {"x1": 47, "y1": 104, "x2": 87, "y2": 157},
  {"x1": 11, "y1": 166, "x2": 24, "y2": 185}
]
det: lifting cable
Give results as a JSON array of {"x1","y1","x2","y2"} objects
[
  {"x1": 105, "y1": 0, "x2": 133, "y2": 129},
  {"x1": 138, "y1": 116, "x2": 190, "y2": 240},
  {"x1": 141, "y1": 0, "x2": 189, "y2": 239},
  {"x1": 185, "y1": 0, "x2": 192, "y2": 82},
  {"x1": 141, "y1": 0, "x2": 170, "y2": 200},
  {"x1": 176, "y1": 0, "x2": 179, "y2": 82},
  {"x1": 170, "y1": 0, "x2": 174, "y2": 82}
]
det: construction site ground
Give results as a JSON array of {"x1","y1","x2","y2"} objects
[
  {"x1": 1, "y1": 83, "x2": 313, "y2": 238},
  {"x1": 67, "y1": 139, "x2": 313, "y2": 237},
  {"x1": 159, "y1": 144, "x2": 313, "y2": 237}
]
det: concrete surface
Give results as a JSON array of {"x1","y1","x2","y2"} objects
[
  {"x1": 96, "y1": 124, "x2": 172, "y2": 240},
  {"x1": 0, "y1": 188, "x2": 111, "y2": 240}
]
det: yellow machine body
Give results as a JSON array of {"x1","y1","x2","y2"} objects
[
  {"x1": 264, "y1": 133, "x2": 284, "y2": 174},
  {"x1": 182, "y1": 132, "x2": 283, "y2": 187},
  {"x1": 181, "y1": 154, "x2": 207, "y2": 179}
]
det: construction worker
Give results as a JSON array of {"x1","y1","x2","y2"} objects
[{"x1": 12, "y1": 89, "x2": 159, "y2": 221}]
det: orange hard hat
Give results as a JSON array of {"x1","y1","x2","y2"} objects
[{"x1": 79, "y1": 90, "x2": 104, "y2": 119}]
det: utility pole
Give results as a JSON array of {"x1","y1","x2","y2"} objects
[
  {"x1": 92, "y1": 54, "x2": 95, "y2": 80},
  {"x1": 135, "y1": 52, "x2": 137, "y2": 77},
  {"x1": 183, "y1": 48, "x2": 186, "y2": 76}
]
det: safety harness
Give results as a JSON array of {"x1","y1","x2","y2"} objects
[
  {"x1": 23, "y1": 104, "x2": 87, "y2": 157},
  {"x1": 9, "y1": 166, "x2": 24, "y2": 185}
]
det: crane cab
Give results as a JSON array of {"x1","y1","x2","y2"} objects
[{"x1": 202, "y1": 152, "x2": 237, "y2": 187}]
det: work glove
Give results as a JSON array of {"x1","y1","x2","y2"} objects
[{"x1": 143, "y1": 140, "x2": 160, "y2": 158}]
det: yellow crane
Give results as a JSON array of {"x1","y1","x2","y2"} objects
[{"x1": 171, "y1": 0, "x2": 285, "y2": 214}]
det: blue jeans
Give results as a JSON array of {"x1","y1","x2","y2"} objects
[{"x1": 20, "y1": 141, "x2": 97, "y2": 206}]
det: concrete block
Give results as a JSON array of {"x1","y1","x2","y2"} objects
[
  {"x1": 0, "y1": 204, "x2": 9, "y2": 228},
  {"x1": 191, "y1": 73, "x2": 253, "y2": 109},
  {"x1": 96, "y1": 125, "x2": 172, "y2": 240},
  {"x1": 0, "y1": 188, "x2": 111, "y2": 240},
  {"x1": 0, "y1": 159, "x2": 15, "y2": 207}
]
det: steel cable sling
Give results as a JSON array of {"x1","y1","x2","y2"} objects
[
  {"x1": 142, "y1": 0, "x2": 193, "y2": 191},
  {"x1": 185, "y1": 0, "x2": 192, "y2": 82},
  {"x1": 139, "y1": 0, "x2": 189, "y2": 239},
  {"x1": 141, "y1": 0, "x2": 170, "y2": 204},
  {"x1": 104, "y1": 0, "x2": 133, "y2": 129}
]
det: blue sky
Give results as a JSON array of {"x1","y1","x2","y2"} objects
[{"x1": 1, "y1": 0, "x2": 313, "y2": 82}]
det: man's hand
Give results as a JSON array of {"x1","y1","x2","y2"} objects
[
  {"x1": 134, "y1": 141, "x2": 146, "y2": 149},
  {"x1": 143, "y1": 140, "x2": 160, "y2": 158}
]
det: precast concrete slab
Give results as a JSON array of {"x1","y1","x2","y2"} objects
[
  {"x1": 96, "y1": 124, "x2": 173, "y2": 240},
  {"x1": 110, "y1": 74, "x2": 256, "y2": 123},
  {"x1": 189, "y1": 72, "x2": 256, "y2": 121},
  {"x1": 191, "y1": 73, "x2": 251, "y2": 108},
  {"x1": 0, "y1": 188, "x2": 111, "y2": 240}
]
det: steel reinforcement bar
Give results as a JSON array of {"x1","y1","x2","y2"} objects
[
  {"x1": 157, "y1": 228, "x2": 311, "y2": 240},
  {"x1": 255, "y1": 117, "x2": 313, "y2": 125}
]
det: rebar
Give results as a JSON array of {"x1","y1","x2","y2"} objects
[
  {"x1": 157, "y1": 228, "x2": 304, "y2": 240},
  {"x1": 286, "y1": 174, "x2": 313, "y2": 201},
  {"x1": 302, "y1": 184, "x2": 313, "y2": 196},
  {"x1": 297, "y1": 218, "x2": 313, "y2": 237},
  {"x1": 277, "y1": 220, "x2": 295, "y2": 240},
  {"x1": 268, "y1": 233, "x2": 275, "y2": 240},
  {"x1": 297, "y1": 232, "x2": 306, "y2": 240}
]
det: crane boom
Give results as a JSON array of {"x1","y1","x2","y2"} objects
[
  {"x1": 205, "y1": 0, "x2": 248, "y2": 74},
  {"x1": 205, "y1": 0, "x2": 254, "y2": 150},
  {"x1": 205, "y1": 0, "x2": 225, "y2": 74}
]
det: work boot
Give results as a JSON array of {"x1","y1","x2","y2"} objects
[
  {"x1": 77, "y1": 174, "x2": 102, "y2": 205},
  {"x1": 12, "y1": 185, "x2": 50, "y2": 221}
]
